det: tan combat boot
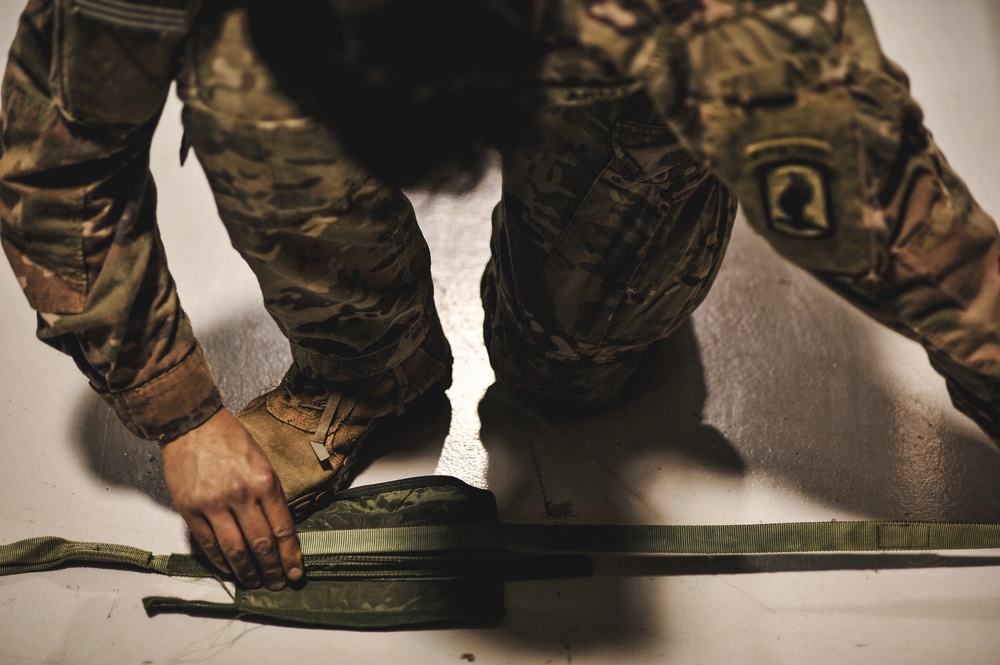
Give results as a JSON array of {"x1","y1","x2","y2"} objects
[{"x1": 237, "y1": 322, "x2": 452, "y2": 520}]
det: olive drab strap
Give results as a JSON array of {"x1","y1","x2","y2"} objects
[
  {"x1": 295, "y1": 521, "x2": 1000, "y2": 557},
  {"x1": 5, "y1": 521, "x2": 1000, "y2": 577},
  {"x1": 0, "y1": 536, "x2": 216, "y2": 578},
  {"x1": 2, "y1": 476, "x2": 1000, "y2": 629}
]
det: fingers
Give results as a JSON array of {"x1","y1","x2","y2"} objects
[
  {"x1": 161, "y1": 409, "x2": 304, "y2": 590},
  {"x1": 185, "y1": 505, "x2": 300, "y2": 590},
  {"x1": 259, "y1": 489, "x2": 304, "y2": 582},
  {"x1": 210, "y1": 511, "x2": 265, "y2": 588},
  {"x1": 187, "y1": 514, "x2": 232, "y2": 577},
  {"x1": 185, "y1": 495, "x2": 302, "y2": 589},
  {"x1": 232, "y1": 503, "x2": 294, "y2": 591}
]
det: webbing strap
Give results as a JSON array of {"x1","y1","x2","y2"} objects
[
  {"x1": 298, "y1": 521, "x2": 1000, "y2": 557},
  {"x1": 3, "y1": 521, "x2": 1000, "y2": 579},
  {"x1": 0, "y1": 537, "x2": 212, "y2": 578}
]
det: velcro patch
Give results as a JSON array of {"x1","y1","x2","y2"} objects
[{"x1": 748, "y1": 139, "x2": 835, "y2": 240}]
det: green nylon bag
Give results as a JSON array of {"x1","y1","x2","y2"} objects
[
  {"x1": 146, "y1": 474, "x2": 590, "y2": 628},
  {"x1": 152, "y1": 475, "x2": 511, "y2": 628},
  {"x1": 3, "y1": 474, "x2": 1000, "y2": 630}
]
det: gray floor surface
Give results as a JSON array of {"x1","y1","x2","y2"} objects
[{"x1": 2, "y1": 1, "x2": 1000, "y2": 663}]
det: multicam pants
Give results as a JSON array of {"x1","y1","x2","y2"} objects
[
  {"x1": 3, "y1": 0, "x2": 1000, "y2": 441},
  {"x1": 183, "y1": 1, "x2": 1000, "y2": 434},
  {"x1": 179, "y1": 6, "x2": 736, "y2": 404}
]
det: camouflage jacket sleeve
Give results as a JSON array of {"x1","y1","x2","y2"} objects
[
  {"x1": 558, "y1": 0, "x2": 1000, "y2": 435},
  {"x1": 0, "y1": 0, "x2": 223, "y2": 442}
]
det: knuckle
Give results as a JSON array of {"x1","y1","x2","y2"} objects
[
  {"x1": 272, "y1": 524, "x2": 297, "y2": 540},
  {"x1": 200, "y1": 497, "x2": 226, "y2": 513},
  {"x1": 251, "y1": 537, "x2": 276, "y2": 556},
  {"x1": 223, "y1": 480, "x2": 250, "y2": 503},
  {"x1": 175, "y1": 496, "x2": 204, "y2": 515},
  {"x1": 186, "y1": 491, "x2": 222, "y2": 513},
  {"x1": 261, "y1": 565, "x2": 284, "y2": 578},
  {"x1": 198, "y1": 495, "x2": 225, "y2": 513},
  {"x1": 249, "y1": 470, "x2": 278, "y2": 494},
  {"x1": 222, "y1": 544, "x2": 248, "y2": 562}
]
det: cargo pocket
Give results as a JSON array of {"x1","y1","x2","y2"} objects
[
  {"x1": 51, "y1": 0, "x2": 192, "y2": 125},
  {"x1": 0, "y1": 223, "x2": 87, "y2": 315},
  {"x1": 524, "y1": 116, "x2": 723, "y2": 347},
  {"x1": 0, "y1": 83, "x2": 88, "y2": 314}
]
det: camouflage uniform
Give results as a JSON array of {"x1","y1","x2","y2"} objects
[
  {"x1": 2, "y1": 0, "x2": 999, "y2": 447},
  {"x1": 481, "y1": 0, "x2": 1000, "y2": 433}
]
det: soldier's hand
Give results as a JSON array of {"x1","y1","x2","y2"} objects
[{"x1": 160, "y1": 408, "x2": 304, "y2": 590}]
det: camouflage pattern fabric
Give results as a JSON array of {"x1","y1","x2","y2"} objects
[
  {"x1": 176, "y1": 7, "x2": 438, "y2": 382},
  {"x1": 482, "y1": 91, "x2": 736, "y2": 403},
  {"x1": 640, "y1": 0, "x2": 1000, "y2": 438},
  {"x1": 2, "y1": 0, "x2": 1000, "y2": 443},
  {"x1": 0, "y1": 0, "x2": 222, "y2": 441}
]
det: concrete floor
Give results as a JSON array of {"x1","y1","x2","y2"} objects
[{"x1": 2, "y1": 1, "x2": 1000, "y2": 663}]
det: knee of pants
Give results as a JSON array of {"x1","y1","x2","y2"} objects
[
  {"x1": 481, "y1": 260, "x2": 669, "y2": 406},
  {"x1": 484, "y1": 95, "x2": 736, "y2": 403}
]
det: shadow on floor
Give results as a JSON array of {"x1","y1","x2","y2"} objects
[
  {"x1": 474, "y1": 319, "x2": 742, "y2": 653},
  {"x1": 466, "y1": 223, "x2": 1000, "y2": 654},
  {"x1": 697, "y1": 224, "x2": 1000, "y2": 524}
]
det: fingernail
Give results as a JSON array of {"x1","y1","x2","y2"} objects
[
  {"x1": 267, "y1": 580, "x2": 286, "y2": 592},
  {"x1": 245, "y1": 577, "x2": 261, "y2": 589},
  {"x1": 288, "y1": 567, "x2": 303, "y2": 581}
]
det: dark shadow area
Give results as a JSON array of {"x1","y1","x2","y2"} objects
[
  {"x1": 351, "y1": 391, "x2": 453, "y2": 479},
  {"x1": 469, "y1": 220, "x2": 1000, "y2": 654},
  {"x1": 589, "y1": 552, "x2": 1000, "y2": 577},
  {"x1": 68, "y1": 404, "x2": 171, "y2": 510},
  {"x1": 476, "y1": 319, "x2": 743, "y2": 653}
]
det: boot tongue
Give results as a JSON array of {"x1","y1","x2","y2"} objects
[{"x1": 267, "y1": 385, "x2": 326, "y2": 431}]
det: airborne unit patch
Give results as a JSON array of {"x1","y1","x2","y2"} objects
[
  {"x1": 746, "y1": 139, "x2": 836, "y2": 240},
  {"x1": 761, "y1": 161, "x2": 834, "y2": 239}
]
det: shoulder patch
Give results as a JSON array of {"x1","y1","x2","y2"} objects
[{"x1": 747, "y1": 139, "x2": 835, "y2": 240}]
